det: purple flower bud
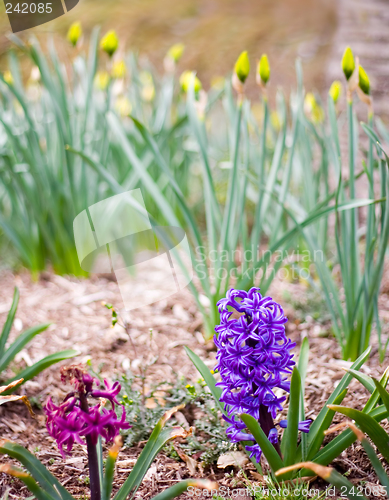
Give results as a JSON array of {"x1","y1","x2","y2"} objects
[{"x1": 278, "y1": 419, "x2": 312, "y2": 433}]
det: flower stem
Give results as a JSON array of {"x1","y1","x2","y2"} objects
[
  {"x1": 79, "y1": 392, "x2": 101, "y2": 500},
  {"x1": 259, "y1": 404, "x2": 282, "y2": 458}
]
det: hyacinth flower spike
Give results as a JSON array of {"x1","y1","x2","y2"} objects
[
  {"x1": 214, "y1": 287, "x2": 311, "y2": 462},
  {"x1": 44, "y1": 365, "x2": 130, "y2": 500}
]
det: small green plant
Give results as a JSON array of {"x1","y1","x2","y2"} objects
[
  {"x1": 119, "y1": 372, "x2": 237, "y2": 466},
  {"x1": 0, "y1": 288, "x2": 77, "y2": 391}
]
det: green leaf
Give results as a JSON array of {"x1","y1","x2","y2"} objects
[
  {"x1": 0, "y1": 323, "x2": 50, "y2": 373},
  {"x1": 114, "y1": 409, "x2": 189, "y2": 500},
  {"x1": 304, "y1": 389, "x2": 347, "y2": 462},
  {"x1": 347, "y1": 369, "x2": 375, "y2": 394},
  {"x1": 240, "y1": 414, "x2": 284, "y2": 474},
  {"x1": 359, "y1": 434, "x2": 389, "y2": 491},
  {"x1": 281, "y1": 367, "x2": 301, "y2": 466},
  {"x1": 329, "y1": 405, "x2": 389, "y2": 463},
  {"x1": 306, "y1": 347, "x2": 370, "y2": 448},
  {"x1": 184, "y1": 346, "x2": 224, "y2": 414},
  {"x1": 0, "y1": 465, "x2": 55, "y2": 500},
  {"x1": 0, "y1": 441, "x2": 74, "y2": 500},
  {"x1": 5, "y1": 350, "x2": 78, "y2": 388},
  {"x1": 372, "y1": 378, "x2": 389, "y2": 414},
  {"x1": 313, "y1": 403, "x2": 389, "y2": 467},
  {"x1": 297, "y1": 337, "x2": 309, "y2": 460},
  {"x1": 0, "y1": 288, "x2": 19, "y2": 359}
]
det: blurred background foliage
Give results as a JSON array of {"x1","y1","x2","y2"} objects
[{"x1": 0, "y1": 0, "x2": 337, "y2": 94}]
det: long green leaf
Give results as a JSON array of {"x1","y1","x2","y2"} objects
[
  {"x1": 5, "y1": 349, "x2": 78, "y2": 387},
  {"x1": 306, "y1": 347, "x2": 370, "y2": 447},
  {"x1": 281, "y1": 367, "x2": 301, "y2": 466},
  {"x1": 328, "y1": 405, "x2": 389, "y2": 463},
  {"x1": 241, "y1": 413, "x2": 284, "y2": 474},
  {"x1": 114, "y1": 409, "x2": 188, "y2": 500},
  {"x1": 0, "y1": 288, "x2": 19, "y2": 359},
  {"x1": 0, "y1": 323, "x2": 50, "y2": 373},
  {"x1": 184, "y1": 346, "x2": 224, "y2": 414},
  {"x1": 0, "y1": 441, "x2": 74, "y2": 500}
]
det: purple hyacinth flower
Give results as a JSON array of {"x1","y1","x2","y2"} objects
[
  {"x1": 44, "y1": 365, "x2": 131, "y2": 457},
  {"x1": 214, "y1": 287, "x2": 310, "y2": 461}
]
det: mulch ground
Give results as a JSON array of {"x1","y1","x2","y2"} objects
[{"x1": 0, "y1": 269, "x2": 388, "y2": 499}]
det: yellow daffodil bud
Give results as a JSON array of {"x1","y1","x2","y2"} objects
[
  {"x1": 304, "y1": 92, "x2": 324, "y2": 124},
  {"x1": 100, "y1": 30, "x2": 119, "y2": 57},
  {"x1": 179, "y1": 70, "x2": 202, "y2": 93},
  {"x1": 329, "y1": 80, "x2": 342, "y2": 103},
  {"x1": 341, "y1": 46, "x2": 355, "y2": 81},
  {"x1": 111, "y1": 60, "x2": 126, "y2": 79},
  {"x1": 234, "y1": 51, "x2": 250, "y2": 84},
  {"x1": 167, "y1": 43, "x2": 185, "y2": 64},
  {"x1": 358, "y1": 65, "x2": 370, "y2": 95},
  {"x1": 257, "y1": 54, "x2": 270, "y2": 85},
  {"x1": 94, "y1": 71, "x2": 110, "y2": 90},
  {"x1": 3, "y1": 71, "x2": 13, "y2": 85},
  {"x1": 67, "y1": 22, "x2": 82, "y2": 47},
  {"x1": 140, "y1": 71, "x2": 155, "y2": 102},
  {"x1": 115, "y1": 96, "x2": 132, "y2": 117}
]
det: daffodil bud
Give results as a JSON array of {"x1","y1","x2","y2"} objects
[
  {"x1": 358, "y1": 65, "x2": 370, "y2": 95},
  {"x1": 3, "y1": 71, "x2": 13, "y2": 85},
  {"x1": 115, "y1": 96, "x2": 132, "y2": 117},
  {"x1": 341, "y1": 46, "x2": 355, "y2": 81},
  {"x1": 94, "y1": 71, "x2": 110, "y2": 90},
  {"x1": 179, "y1": 70, "x2": 202, "y2": 93},
  {"x1": 167, "y1": 43, "x2": 185, "y2": 64},
  {"x1": 234, "y1": 51, "x2": 250, "y2": 84},
  {"x1": 100, "y1": 30, "x2": 119, "y2": 57},
  {"x1": 111, "y1": 60, "x2": 126, "y2": 79},
  {"x1": 67, "y1": 22, "x2": 82, "y2": 47},
  {"x1": 257, "y1": 54, "x2": 270, "y2": 86},
  {"x1": 329, "y1": 81, "x2": 342, "y2": 103}
]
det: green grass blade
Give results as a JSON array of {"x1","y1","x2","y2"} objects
[{"x1": 0, "y1": 323, "x2": 50, "y2": 373}]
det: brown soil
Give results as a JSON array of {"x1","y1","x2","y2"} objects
[{"x1": 0, "y1": 270, "x2": 388, "y2": 499}]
